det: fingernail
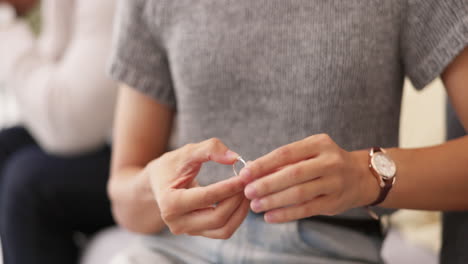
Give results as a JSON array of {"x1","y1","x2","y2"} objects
[
  {"x1": 251, "y1": 199, "x2": 263, "y2": 212},
  {"x1": 244, "y1": 184, "x2": 257, "y2": 199},
  {"x1": 225, "y1": 150, "x2": 239, "y2": 161}
]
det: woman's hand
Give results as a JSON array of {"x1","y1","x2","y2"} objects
[
  {"x1": 240, "y1": 134, "x2": 378, "y2": 223},
  {"x1": 149, "y1": 138, "x2": 250, "y2": 239}
]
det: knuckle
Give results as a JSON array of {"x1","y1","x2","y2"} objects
[
  {"x1": 256, "y1": 180, "x2": 270, "y2": 194},
  {"x1": 158, "y1": 151, "x2": 175, "y2": 164},
  {"x1": 160, "y1": 206, "x2": 177, "y2": 222},
  {"x1": 323, "y1": 211, "x2": 336, "y2": 216},
  {"x1": 287, "y1": 166, "x2": 302, "y2": 181},
  {"x1": 294, "y1": 186, "x2": 307, "y2": 201},
  {"x1": 249, "y1": 161, "x2": 262, "y2": 176},
  {"x1": 298, "y1": 205, "x2": 310, "y2": 219},
  {"x1": 159, "y1": 197, "x2": 179, "y2": 222},
  {"x1": 323, "y1": 153, "x2": 343, "y2": 170},
  {"x1": 322, "y1": 197, "x2": 341, "y2": 216},
  {"x1": 180, "y1": 144, "x2": 196, "y2": 158},
  {"x1": 321, "y1": 157, "x2": 335, "y2": 170},
  {"x1": 331, "y1": 153, "x2": 343, "y2": 165},
  {"x1": 303, "y1": 201, "x2": 319, "y2": 216},
  {"x1": 315, "y1": 133, "x2": 332, "y2": 146},
  {"x1": 275, "y1": 146, "x2": 292, "y2": 160},
  {"x1": 217, "y1": 228, "x2": 234, "y2": 240},
  {"x1": 183, "y1": 143, "x2": 195, "y2": 150},
  {"x1": 324, "y1": 206, "x2": 340, "y2": 216},
  {"x1": 303, "y1": 135, "x2": 316, "y2": 145},
  {"x1": 169, "y1": 225, "x2": 185, "y2": 235},
  {"x1": 201, "y1": 188, "x2": 217, "y2": 204},
  {"x1": 227, "y1": 180, "x2": 243, "y2": 194},
  {"x1": 209, "y1": 212, "x2": 229, "y2": 229},
  {"x1": 208, "y1": 137, "x2": 222, "y2": 148}
]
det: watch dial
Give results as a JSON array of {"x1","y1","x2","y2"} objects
[{"x1": 372, "y1": 152, "x2": 396, "y2": 179}]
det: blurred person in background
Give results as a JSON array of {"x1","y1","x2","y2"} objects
[
  {"x1": 0, "y1": 0, "x2": 117, "y2": 263},
  {"x1": 108, "y1": 0, "x2": 468, "y2": 263}
]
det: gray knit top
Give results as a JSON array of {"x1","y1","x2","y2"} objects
[{"x1": 109, "y1": 0, "x2": 468, "y2": 219}]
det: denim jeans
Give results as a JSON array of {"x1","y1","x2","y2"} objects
[{"x1": 112, "y1": 212, "x2": 383, "y2": 264}]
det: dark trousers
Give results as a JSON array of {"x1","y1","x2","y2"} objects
[
  {"x1": 0, "y1": 127, "x2": 115, "y2": 264},
  {"x1": 440, "y1": 104, "x2": 468, "y2": 264}
]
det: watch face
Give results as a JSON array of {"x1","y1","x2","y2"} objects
[{"x1": 371, "y1": 152, "x2": 396, "y2": 179}]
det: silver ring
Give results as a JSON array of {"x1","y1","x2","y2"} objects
[{"x1": 233, "y1": 156, "x2": 247, "y2": 176}]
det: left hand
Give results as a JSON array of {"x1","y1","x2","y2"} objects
[{"x1": 240, "y1": 134, "x2": 378, "y2": 223}]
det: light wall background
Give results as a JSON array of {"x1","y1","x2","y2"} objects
[
  {"x1": 395, "y1": 78, "x2": 447, "y2": 253},
  {"x1": 400, "y1": 78, "x2": 446, "y2": 148}
]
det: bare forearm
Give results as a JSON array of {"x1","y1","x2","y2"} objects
[
  {"x1": 109, "y1": 85, "x2": 175, "y2": 234},
  {"x1": 108, "y1": 165, "x2": 166, "y2": 234},
  {"x1": 358, "y1": 136, "x2": 468, "y2": 211}
]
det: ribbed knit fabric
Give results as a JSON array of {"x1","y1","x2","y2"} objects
[{"x1": 109, "y1": 0, "x2": 468, "y2": 220}]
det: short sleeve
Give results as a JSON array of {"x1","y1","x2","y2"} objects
[
  {"x1": 107, "y1": 0, "x2": 176, "y2": 108},
  {"x1": 401, "y1": 0, "x2": 468, "y2": 90}
]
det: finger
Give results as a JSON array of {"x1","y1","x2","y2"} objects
[
  {"x1": 187, "y1": 138, "x2": 240, "y2": 165},
  {"x1": 263, "y1": 195, "x2": 333, "y2": 223},
  {"x1": 189, "y1": 198, "x2": 250, "y2": 239},
  {"x1": 249, "y1": 177, "x2": 333, "y2": 213},
  {"x1": 160, "y1": 176, "x2": 245, "y2": 218},
  {"x1": 169, "y1": 193, "x2": 244, "y2": 234},
  {"x1": 189, "y1": 179, "x2": 201, "y2": 188},
  {"x1": 240, "y1": 134, "x2": 332, "y2": 183},
  {"x1": 244, "y1": 159, "x2": 323, "y2": 199}
]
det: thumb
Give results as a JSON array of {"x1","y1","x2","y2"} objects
[{"x1": 189, "y1": 138, "x2": 239, "y2": 165}]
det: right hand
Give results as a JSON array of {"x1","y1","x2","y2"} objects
[{"x1": 148, "y1": 138, "x2": 250, "y2": 239}]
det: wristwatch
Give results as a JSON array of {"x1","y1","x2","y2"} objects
[{"x1": 368, "y1": 147, "x2": 396, "y2": 206}]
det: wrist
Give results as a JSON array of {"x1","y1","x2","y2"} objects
[{"x1": 352, "y1": 150, "x2": 380, "y2": 207}]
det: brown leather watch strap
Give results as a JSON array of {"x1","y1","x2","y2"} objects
[{"x1": 369, "y1": 178, "x2": 393, "y2": 206}]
